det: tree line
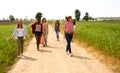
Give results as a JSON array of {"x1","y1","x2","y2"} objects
[
  {"x1": 75, "y1": 9, "x2": 94, "y2": 21},
  {"x1": 3, "y1": 10, "x2": 93, "y2": 21}
]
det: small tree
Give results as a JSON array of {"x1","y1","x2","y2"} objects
[
  {"x1": 35, "y1": 12, "x2": 42, "y2": 21},
  {"x1": 16, "y1": 18, "x2": 19, "y2": 21},
  {"x1": 2, "y1": 18, "x2": 5, "y2": 21},
  {"x1": 83, "y1": 12, "x2": 89, "y2": 21},
  {"x1": 9, "y1": 15, "x2": 15, "y2": 21},
  {"x1": 75, "y1": 9, "x2": 81, "y2": 21}
]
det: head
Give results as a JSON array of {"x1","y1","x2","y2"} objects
[
  {"x1": 17, "y1": 20, "x2": 23, "y2": 28},
  {"x1": 35, "y1": 18, "x2": 40, "y2": 24},
  {"x1": 73, "y1": 19, "x2": 75, "y2": 22},
  {"x1": 42, "y1": 18, "x2": 46, "y2": 23},
  {"x1": 65, "y1": 16, "x2": 68, "y2": 21},
  {"x1": 67, "y1": 16, "x2": 72, "y2": 23},
  {"x1": 55, "y1": 20, "x2": 60, "y2": 26}
]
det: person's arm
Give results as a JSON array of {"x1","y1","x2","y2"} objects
[
  {"x1": 10, "y1": 28, "x2": 17, "y2": 40},
  {"x1": 31, "y1": 20, "x2": 37, "y2": 27},
  {"x1": 47, "y1": 23, "x2": 49, "y2": 34},
  {"x1": 41, "y1": 24, "x2": 43, "y2": 34},
  {"x1": 54, "y1": 24, "x2": 56, "y2": 31},
  {"x1": 64, "y1": 22, "x2": 66, "y2": 38},
  {"x1": 23, "y1": 26, "x2": 27, "y2": 40},
  {"x1": 59, "y1": 24, "x2": 60, "y2": 32}
]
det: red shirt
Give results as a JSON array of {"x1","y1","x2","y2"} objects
[{"x1": 65, "y1": 22, "x2": 74, "y2": 33}]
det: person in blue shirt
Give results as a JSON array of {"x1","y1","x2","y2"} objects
[{"x1": 11, "y1": 20, "x2": 27, "y2": 58}]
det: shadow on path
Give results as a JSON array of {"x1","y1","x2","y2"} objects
[
  {"x1": 42, "y1": 45, "x2": 58, "y2": 49},
  {"x1": 39, "y1": 49, "x2": 52, "y2": 53},
  {"x1": 21, "y1": 55, "x2": 37, "y2": 61},
  {"x1": 73, "y1": 55, "x2": 92, "y2": 60}
]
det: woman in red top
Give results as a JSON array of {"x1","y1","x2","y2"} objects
[
  {"x1": 31, "y1": 18, "x2": 43, "y2": 51},
  {"x1": 64, "y1": 16, "x2": 74, "y2": 57}
]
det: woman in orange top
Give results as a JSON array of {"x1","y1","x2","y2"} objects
[{"x1": 41, "y1": 18, "x2": 48, "y2": 47}]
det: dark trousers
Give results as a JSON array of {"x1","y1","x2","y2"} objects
[
  {"x1": 17, "y1": 37, "x2": 24, "y2": 56},
  {"x1": 55, "y1": 30, "x2": 59, "y2": 40},
  {"x1": 65, "y1": 33, "x2": 73, "y2": 53}
]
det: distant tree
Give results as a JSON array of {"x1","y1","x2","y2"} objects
[
  {"x1": 35, "y1": 12, "x2": 42, "y2": 21},
  {"x1": 75, "y1": 9, "x2": 81, "y2": 21},
  {"x1": 9, "y1": 15, "x2": 15, "y2": 21},
  {"x1": 89, "y1": 16, "x2": 94, "y2": 21},
  {"x1": 2, "y1": 18, "x2": 5, "y2": 21},
  {"x1": 83, "y1": 12, "x2": 89, "y2": 21},
  {"x1": 16, "y1": 18, "x2": 19, "y2": 21}
]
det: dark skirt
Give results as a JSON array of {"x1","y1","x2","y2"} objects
[{"x1": 34, "y1": 31, "x2": 42, "y2": 37}]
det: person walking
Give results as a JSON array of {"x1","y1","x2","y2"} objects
[
  {"x1": 31, "y1": 18, "x2": 43, "y2": 51},
  {"x1": 73, "y1": 19, "x2": 76, "y2": 31},
  {"x1": 54, "y1": 20, "x2": 60, "y2": 41},
  {"x1": 64, "y1": 16, "x2": 74, "y2": 57},
  {"x1": 41, "y1": 18, "x2": 48, "y2": 47},
  {"x1": 11, "y1": 20, "x2": 27, "y2": 58}
]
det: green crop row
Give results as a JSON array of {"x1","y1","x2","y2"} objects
[{"x1": 75, "y1": 21, "x2": 120, "y2": 59}]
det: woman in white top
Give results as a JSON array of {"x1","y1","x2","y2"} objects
[
  {"x1": 31, "y1": 18, "x2": 43, "y2": 51},
  {"x1": 11, "y1": 20, "x2": 27, "y2": 58}
]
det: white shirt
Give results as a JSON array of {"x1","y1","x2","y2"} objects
[
  {"x1": 17, "y1": 28, "x2": 24, "y2": 37},
  {"x1": 35, "y1": 24, "x2": 41, "y2": 32}
]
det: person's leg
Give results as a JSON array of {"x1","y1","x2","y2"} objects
[
  {"x1": 65, "y1": 33, "x2": 69, "y2": 53},
  {"x1": 41, "y1": 34, "x2": 45, "y2": 46},
  {"x1": 56, "y1": 31, "x2": 59, "y2": 40},
  {"x1": 35, "y1": 36, "x2": 39, "y2": 50},
  {"x1": 38, "y1": 36, "x2": 40, "y2": 47},
  {"x1": 44, "y1": 33, "x2": 47, "y2": 46},
  {"x1": 17, "y1": 38, "x2": 21, "y2": 56},
  {"x1": 55, "y1": 31, "x2": 58, "y2": 40},
  {"x1": 21, "y1": 37, "x2": 24, "y2": 55},
  {"x1": 57, "y1": 31, "x2": 59, "y2": 40},
  {"x1": 67, "y1": 34, "x2": 71, "y2": 53},
  {"x1": 69, "y1": 34, "x2": 73, "y2": 56}
]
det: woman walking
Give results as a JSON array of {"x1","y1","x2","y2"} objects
[
  {"x1": 64, "y1": 16, "x2": 74, "y2": 57},
  {"x1": 73, "y1": 19, "x2": 76, "y2": 31},
  {"x1": 31, "y1": 18, "x2": 43, "y2": 51},
  {"x1": 41, "y1": 18, "x2": 48, "y2": 47},
  {"x1": 11, "y1": 20, "x2": 27, "y2": 57},
  {"x1": 54, "y1": 20, "x2": 60, "y2": 41}
]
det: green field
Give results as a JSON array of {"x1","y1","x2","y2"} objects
[
  {"x1": 74, "y1": 21, "x2": 120, "y2": 73},
  {"x1": 75, "y1": 21, "x2": 120, "y2": 59},
  {"x1": 0, "y1": 21, "x2": 120, "y2": 73},
  {"x1": 50, "y1": 21, "x2": 120, "y2": 73},
  {"x1": 0, "y1": 23, "x2": 33, "y2": 73},
  {"x1": 50, "y1": 21, "x2": 120, "y2": 60}
]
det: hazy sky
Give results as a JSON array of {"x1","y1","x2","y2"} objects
[{"x1": 0, "y1": 0, "x2": 120, "y2": 20}]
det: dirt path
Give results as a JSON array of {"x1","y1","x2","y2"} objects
[{"x1": 8, "y1": 26, "x2": 112, "y2": 73}]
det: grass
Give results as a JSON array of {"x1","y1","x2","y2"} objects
[
  {"x1": 0, "y1": 23, "x2": 33, "y2": 73},
  {"x1": 49, "y1": 21, "x2": 120, "y2": 73},
  {"x1": 74, "y1": 21, "x2": 120, "y2": 73},
  {"x1": 75, "y1": 21, "x2": 120, "y2": 60},
  {"x1": 1, "y1": 21, "x2": 120, "y2": 73}
]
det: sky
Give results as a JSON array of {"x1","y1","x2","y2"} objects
[{"x1": 0, "y1": 0, "x2": 120, "y2": 20}]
